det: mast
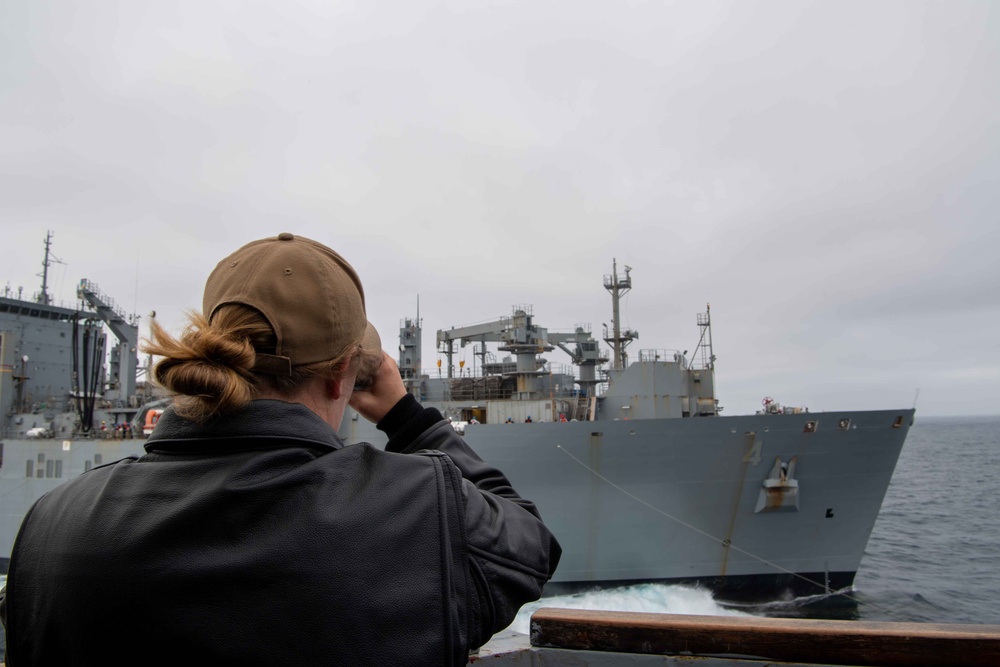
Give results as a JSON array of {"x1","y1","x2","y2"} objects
[
  {"x1": 398, "y1": 297, "x2": 423, "y2": 399},
  {"x1": 603, "y1": 259, "x2": 638, "y2": 370},
  {"x1": 695, "y1": 303, "x2": 715, "y2": 370},
  {"x1": 37, "y1": 230, "x2": 55, "y2": 305}
]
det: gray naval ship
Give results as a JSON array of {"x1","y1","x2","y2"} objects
[
  {"x1": 0, "y1": 233, "x2": 158, "y2": 574},
  {"x1": 1, "y1": 235, "x2": 914, "y2": 603},
  {"x1": 339, "y1": 260, "x2": 914, "y2": 602}
]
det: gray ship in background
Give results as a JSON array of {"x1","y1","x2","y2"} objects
[
  {"x1": 0, "y1": 233, "x2": 156, "y2": 572},
  {"x1": 339, "y1": 259, "x2": 914, "y2": 602},
  {"x1": 1, "y1": 235, "x2": 914, "y2": 603}
]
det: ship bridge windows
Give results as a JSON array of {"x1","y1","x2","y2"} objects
[{"x1": 0, "y1": 302, "x2": 75, "y2": 320}]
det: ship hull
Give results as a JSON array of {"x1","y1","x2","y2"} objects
[
  {"x1": 2, "y1": 408, "x2": 912, "y2": 603},
  {"x1": 341, "y1": 407, "x2": 913, "y2": 602},
  {"x1": 0, "y1": 437, "x2": 147, "y2": 571}
]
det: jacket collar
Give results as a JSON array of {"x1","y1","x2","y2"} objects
[{"x1": 145, "y1": 399, "x2": 345, "y2": 453}]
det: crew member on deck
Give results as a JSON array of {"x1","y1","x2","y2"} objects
[{"x1": 1, "y1": 233, "x2": 561, "y2": 667}]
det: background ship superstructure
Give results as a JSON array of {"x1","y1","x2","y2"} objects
[{"x1": 0, "y1": 233, "x2": 150, "y2": 567}]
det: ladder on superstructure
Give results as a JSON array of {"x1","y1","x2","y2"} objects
[{"x1": 694, "y1": 304, "x2": 715, "y2": 370}]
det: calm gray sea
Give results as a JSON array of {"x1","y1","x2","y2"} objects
[{"x1": 851, "y1": 414, "x2": 1000, "y2": 624}]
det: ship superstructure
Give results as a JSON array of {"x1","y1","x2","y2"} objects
[
  {"x1": 0, "y1": 233, "x2": 151, "y2": 568},
  {"x1": 1, "y1": 232, "x2": 145, "y2": 439},
  {"x1": 401, "y1": 260, "x2": 717, "y2": 427}
]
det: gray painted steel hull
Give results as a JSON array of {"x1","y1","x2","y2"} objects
[
  {"x1": 341, "y1": 407, "x2": 913, "y2": 601},
  {"x1": 0, "y1": 409, "x2": 912, "y2": 602},
  {"x1": 0, "y1": 438, "x2": 147, "y2": 570}
]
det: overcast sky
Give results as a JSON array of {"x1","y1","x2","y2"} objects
[{"x1": 2, "y1": 1, "x2": 997, "y2": 418}]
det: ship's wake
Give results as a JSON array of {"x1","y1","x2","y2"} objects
[
  {"x1": 718, "y1": 586, "x2": 860, "y2": 620},
  {"x1": 506, "y1": 582, "x2": 750, "y2": 635}
]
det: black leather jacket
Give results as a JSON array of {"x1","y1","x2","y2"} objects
[{"x1": 1, "y1": 398, "x2": 560, "y2": 666}]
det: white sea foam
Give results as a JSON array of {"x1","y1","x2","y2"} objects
[{"x1": 505, "y1": 583, "x2": 750, "y2": 635}]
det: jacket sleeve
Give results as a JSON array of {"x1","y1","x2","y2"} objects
[{"x1": 380, "y1": 396, "x2": 562, "y2": 646}]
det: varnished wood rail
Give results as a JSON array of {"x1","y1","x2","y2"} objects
[{"x1": 529, "y1": 608, "x2": 1000, "y2": 667}]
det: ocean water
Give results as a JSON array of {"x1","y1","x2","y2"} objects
[
  {"x1": 3, "y1": 415, "x2": 996, "y2": 659},
  {"x1": 852, "y1": 414, "x2": 1000, "y2": 624},
  {"x1": 511, "y1": 414, "x2": 1000, "y2": 630}
]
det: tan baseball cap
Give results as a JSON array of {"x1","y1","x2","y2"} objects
[{"x1": 203, "y1": 233, "x2": 382, "y2": 375}]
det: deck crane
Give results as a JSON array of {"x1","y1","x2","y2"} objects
[
  {"x1": 436, "y1": 306, "x2": 605, "y2": 400},
  {"x1": 76, "y1": 279, "x2": 139, "y2": 409}
]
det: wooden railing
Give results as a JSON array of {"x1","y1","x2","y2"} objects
[{"x1": 472, "y1": 607, "x2": 1000, "y2": 666}]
